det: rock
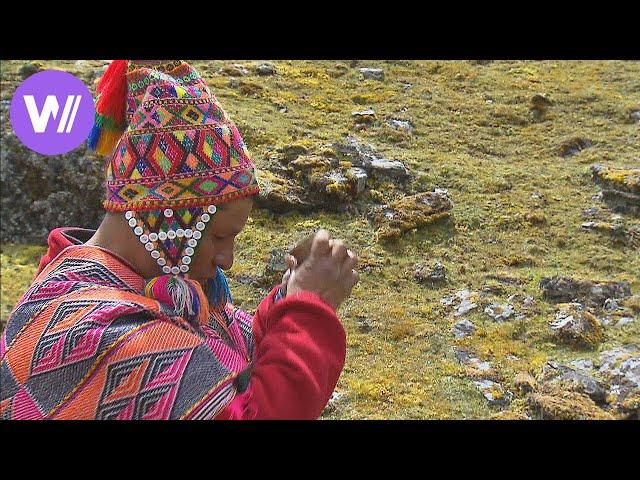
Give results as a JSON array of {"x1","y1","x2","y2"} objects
[
  {"x1": 356, "y1": 316, "x2": 374, "y2": 333},
  {"x1": 454, "y1": 349, "x2": 493, "y2": 373},
  {"x1": 332, "y1": 136, "x2": 411, "y2": 182},
  {"x1": 322, "y1": 391, "x2": 347, "y2": 416},
  {"x1": 570, "y1": 359, "x2": 594, "y2": 371},
  {"x1": 625, "y1": 105, "x2": 640, "y2": 123},
  {"x1": 490, "y1": 410, "x2": 530, "y2": 420},
  {"x1": 580, "y1": 219, "x2": 640, "y2": 247},
  {"x1": 539, "y1": 361, "x2": 608, "y2": 405},
  {"x1": 484, "y1": 302, "x2": 515, "y2": 322},
  {"x1": 473, "y1": 379, "x2": 513, "y2": 407},
  {"x1": 254, "y1": 63, "x2": 276, "y2": 76},
  {"x1": 452, "y1": 319, "x2": 476, "y2": 338},
  {"x1": 277, "y1": 144, "x2": 308, "y2": 162},
  {"x1": 370, "y1": 189, "x2": 453, "y2": 241},
  {"x1": 540, "y1": 276, "x2": 632, "y2": 308},
  {"x1": 523, "y1": 296, "x2": 535, "y2": 308},
  {"x1": 529, "y1": 94, "x2": 552, "y2": 121},
  {"x1": 19, "y1": 61, "x2": 44, "y2": 79},
  {"x1": 616, "y1": 317, "x2": 635, "y2": 327},
  {"x1": 590, "y1": 164, "x2": 640, "y2": 217},
  {"x1": 549, "y1": 303, "x2": 603, "y2": 349},
  {"x1": 604, "y1": 298, "x2": 620, "y2": 311},
  {"x1": 254, "y1": 170, "x2": 314, "y2": 213},
  {"x1": 598, "y1": 345, "x2": 640, "y2": 412},
  {"x1": 582, "y1": 207, "x2": 600, "y2": 218},
  {"x1": 309, "y1": 169, "x2": 365, "y2": 203},
  {"x1": 558, "y1": 137, "x2": 592, "y2": 157},
  {"x1": 220, "y1": 63, "x2": 249, "y2": 76},
  {"x1": 527, "y1": 385, "x2": 614, "y2": 420},
  {"x1": 514, "y1": 372, "x2": 537, "y2": 394},
  {"x1": 455, "y1": 298, "x2": 478, "y2": 317},
  {"x1": 263, "y1": 248, "x2": 288, "y2": 285},
  {"x1": 414, "y1": 262, "x2": 447, "y2": 286},
  {"x1": 387, "y1": 118, "x2": 414, "y2": 133},
  {"x1": 0, "y1": 132, "x2": 105, "y2": 243},
  {"x1": 369, "y1": 158, "x2": 411, "y2": 181},
  {"x1": 358, "y1": 68, "x2": 385, "y2": 81},
  {"x1": 348, "y1": 167, "x2": 368, "y2": 195},
  {"x1": 352, "y1": 109, "x2": 377, "y2": 125}
]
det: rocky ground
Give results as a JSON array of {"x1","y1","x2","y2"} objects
[{"x1": 1, "y1": 60, "x2": 638, "y2": 419}]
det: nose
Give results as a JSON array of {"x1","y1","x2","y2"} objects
[{"x1": 215, "y1": 250, "x2": 234, "y2": 271}]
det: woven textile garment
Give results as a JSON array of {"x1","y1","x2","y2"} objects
[{"x1": 0, "y1": 244, "x2": 254, "y2": 420}]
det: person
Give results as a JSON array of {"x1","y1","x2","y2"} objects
[{"x1": 0, "y1": 60, "x2": 359, "y2": 420}]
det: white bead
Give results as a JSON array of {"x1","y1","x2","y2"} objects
[
  {"x1": 149, "y1": 232, "x2": 158, "y2": 241},
  {"x1": 157, "y1": 257, "x2": 166, "y2": 266},
  {"x1": 193, "y1": 231, "x2": 202, "y2": 240},
  {"x1": 185, "y1": 247, "x2": 194, "y2": 256},
  {"x1": 184, "y1": 229, "x2": 193, "y2": 238},
  {"x1": 171, "y1": 266, "x2": 180, "y2": 275},
  {"x1": 195, "y1": 222, "x2": 205, "y2": 231},
  {"x1": 125, "y1": 211, "x2": 133, "y2": 220},
  {"x1": 180, "y1": 264, "x2": 189, "y2": 273},
  {"x1": 145, "y1": 242, "x2": 154, "y2": 251},
  {"x1": 128, "y1": 218, "x2": 137, "y2": 227},
  {"x1": 187, "y1": 238, "x2": 197, "y2": 247},
  {"x1": 162, "y1": 266, "x2": 171, "y2": 274},
  {"x1": 164, "y1": 208, "x2": 173, "y2": 217},
  {"x1": 176, "y1": 229, "x2": 185, "y2": 237},
  {"x1": 167, "y1": 230, "x2": 176, "y2": 239},
  {"x1": 151, "y1": 250, "x2": 160, "y2": 259},
  {"x1": 158, "y1": 231, "x2": 167, "y2": 241},
  {"x1": 180, "y1": 255, "x2": 190, "y2": 265},
  {"x1": 134, "y1": 226, "x2": 143, "y2": 236},
  {"x1": 139, "y1": 234, "x2": 149, "y2": 243},
  {"x1": 201, "y1": 213, "x2": 210, "y2": 222},
  {"x1": 207, "y1": 205, "x2": 217, "y2": 214}
]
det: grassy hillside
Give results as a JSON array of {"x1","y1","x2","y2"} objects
[{"x1": 1, "y1": 60, "x2": 638, "y2": 419}]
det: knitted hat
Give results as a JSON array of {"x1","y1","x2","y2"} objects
[{"x1": 88, "y1": 60, "x2": 259, "y2": 325}]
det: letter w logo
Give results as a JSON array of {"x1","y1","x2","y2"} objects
[{"x1": 23, "y1": 95, "x2": 83, "y2": 133}]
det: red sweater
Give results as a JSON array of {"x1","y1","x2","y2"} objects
[{"x1": 36, "y1": 227, "x2": 346, "y2": 420}]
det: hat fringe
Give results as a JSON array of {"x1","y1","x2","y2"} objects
[{"x1": 88, "y1": 60, "x2": 128, "y2": 156}]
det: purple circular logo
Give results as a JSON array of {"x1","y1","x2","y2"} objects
[{"x1": 10, "y1": 70, "x2": 95, "y2": 156}]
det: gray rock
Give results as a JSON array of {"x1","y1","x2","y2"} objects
[
  {"x1": 332, "y1": 136, "x2": 411, "y2": 182},
  {"x1": 369, "y1": 158, "x2": 411, "y2": 181},
  {"x1": 541, "y1": 361, "x2": 608, "y2": 405},
  {"x1": 452, "y1": 319, "x2": 476, "y2": 338},
  {"x1": 590, "y1": 164, "x2": 640, "y2": 217},
  {"x1": 322, "y1": 391, "x2": 347, "y2": 416},
  {"x1": 415, "y1": 262, "x2": 446, "y2": 286},
  {"x1": 473, "y1": 379, "x2": 513, "y2": 407},
  {"x1": 540, "y1": 276, "x2": 632, "y2": 308},
  {"x1": 352, "y1": 109, "x2": 377, "y2": 124},
  {"x1": 558, "y1": 137, "x2": 592, "y2": 157},
  {"x1": 255, "y1": 63, "x2": 276, "y2": 76},
  {"x1": 582, "y1": 207, "x2": 600, "y2": 218},
  {"x1": 348, "y1": 167, "x2": 368, "y2": 195},
  {"x1": 356, "y1": 316, "x2": 374, "y2": 333},
  {"x1": 455, "y1": 299, "x2": 478, "y2": 317},
  {"x1": 549, "y1": 303, "x2": 603, "y2": 348},
  {"x1": 454, "y1": 349, "x2": 492, "y2": 372},
  {"x1": 358, "y1": 68, "x2": 385, "y2": 81},
  {"x1": 570, "y1": 359, "x2": 594, "y2": 371},
  {"x1": 484, "y1": 302, "x2": 515, "y2": 322},
  {"x1": 263, "y1": 248, "x2": 288, "y2": 283},
  {"x1": 387, "y1": 119, "x2": 414, "y2": 133},
  {"x1": 616, "y1": 317, "x2": 635, "y2": 327},
  {"x1": 604, "y1": 298, "x2": 620, "y2": 311},
  {"x1": 19, "y1": 61, "x2": 43, "y2": 79}
]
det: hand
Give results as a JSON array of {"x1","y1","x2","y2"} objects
[{"x1": 284, "y1": 229, "x2": 360, "y2": 310}]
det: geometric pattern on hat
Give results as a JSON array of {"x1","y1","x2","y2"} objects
[
  {"x1": 125, "y1": 204, "x2": 218, "y2": 275},
  {"x1": 103, "y1": 60, "x2": 259, "y2": 213}
]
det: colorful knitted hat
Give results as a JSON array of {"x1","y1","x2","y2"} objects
[{"x1": 87, "y1": 60, "x2": 260, "y2": 325}]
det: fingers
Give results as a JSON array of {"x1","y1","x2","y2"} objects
[
  {"x1": 341, "y1": 248, "x2": 359, "y2": 273},
  {"x1": 345, "y1": 269, "x2": 360, "y2": 290},
  {"x1": 284, "y1": 253, "x2": 298, "y2": 270},
  {"x1": 311, "y1": 229, "x2": 332, "y2": 256},
  {"x1": 330, "y1": 239, "x2": 349, "y2": 265}
]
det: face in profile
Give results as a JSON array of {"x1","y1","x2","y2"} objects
[{"x1": 186, "y1": 197, "x2": 253, "y2": 287}]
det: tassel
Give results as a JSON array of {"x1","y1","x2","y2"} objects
[
  {"x1": 144, "y1": 274, "x2": 210, "y2": 326},
  {"x1": 87, "y1": 59, "x2": 128, "y2": 156},
  {"x1": 205, "y1": 267, "x2": 233, "y2": 309}
]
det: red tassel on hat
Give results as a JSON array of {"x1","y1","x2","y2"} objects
[{"x1": 87, "y1": 60, "x2": 129, "y2": 156}]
